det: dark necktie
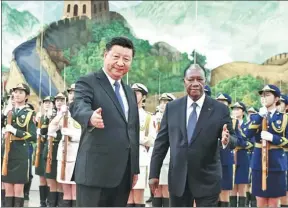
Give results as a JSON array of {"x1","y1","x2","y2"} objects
[
  {"x1": 187, "y1": 103, "x2": 198, "y2": 144},
  {"x1": 15, "y1": 108, "x2": 20, "y2": 114},
  {"x1": 114, "y1": 81, "x2": 125, "y2": 114},
  {"x1": 267, "y1": 112, "x2": 272, "y2": 125}
]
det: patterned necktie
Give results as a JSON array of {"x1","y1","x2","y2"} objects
[
  {"x1": 114, "y1": 81, "x2": 125, "y2": 114},
  {"x1": 187, "y1": 103, "x2": 198, "y2": 144}
]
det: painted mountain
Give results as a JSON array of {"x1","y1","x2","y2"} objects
[
  {"x1": 4, "y1": 1, "x2": 64, "y2": 25},
  {"x1": 2, "y1": 2, "x2": 41, "y2": 67},
  {"x1": 119, "y1": 1, "x2": 288, "y2": 69}
]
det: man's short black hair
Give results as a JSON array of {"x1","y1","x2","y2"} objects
[
  {"x1": 183, "y1": 62, "x2": 207, "y2": 78},
  {"x1": 105, "y1": 36, "x2": 135, "y2": 57}
]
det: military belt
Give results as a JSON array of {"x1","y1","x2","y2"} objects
[
  {"x1": 254, "y1": 143, "x2": 282, "y2": 150},
  {"x1": 235, "y1": 146, "x2": 246, "y2": 151}
]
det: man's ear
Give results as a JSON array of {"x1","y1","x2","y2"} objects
[{"x1": 103, "y1": 50, "x2": 108, "y2": 58}]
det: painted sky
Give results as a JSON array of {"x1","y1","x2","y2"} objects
[{"x1": 3, "y1": 1, "x2": 288, "y2": 69}]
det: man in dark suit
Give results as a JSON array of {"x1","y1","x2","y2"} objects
[
  {"x1": 70, "y1": 37, "x2": 140, "y2": 207},
  {"x1": 149, "y1": 64, "x2": 237, "y2": 207}
]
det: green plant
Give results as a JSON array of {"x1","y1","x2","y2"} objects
[
  {"x1": 211, "y1": 75, "x2": 263, "y2": 108},
  {"x1": 62, "y1": 20, "x2": 195, "y2": 94}
]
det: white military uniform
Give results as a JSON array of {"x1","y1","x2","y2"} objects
[
  {"x1": 134, "y1": 108, "x2": 156, "y2": 189},
  {"x1": 56, "y1": 112, "x2": 81, "y2": 184},
  {"x1": 148, "y1": 110, "x2": 170, "y2": 185}
]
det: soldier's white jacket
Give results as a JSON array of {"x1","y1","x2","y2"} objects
[
  {"x1": 48, "y1": 111, "x2": 81, "y2": 162},
  {"x1": 139, "y1": 108, "x2": 156, "y2": 167},
  {"x1": 149, "y1": 111, "x2": 170, "y2": 165}
]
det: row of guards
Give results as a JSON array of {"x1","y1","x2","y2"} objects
[{"x1": 1, "y1": 82, "x2": 288, "y2": 207}]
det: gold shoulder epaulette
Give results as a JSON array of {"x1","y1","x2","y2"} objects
[{"x1": 24, "y1": 107, "x2": 34, "y2": 112}]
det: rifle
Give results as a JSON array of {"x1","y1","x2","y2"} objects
[
  {"x1": 45, "y1": 135, "x2": 53, "y2": 173},
  {"x1": 261, "y1": 114, "x2": 269, "y2": 191},
  {"x1": 34, "y1": 114, "x2": 42, "y2": 167},
  {"x1": 2, "y1": 111, "x2": 13, "y2": 176},
  {"x1": 61, "y1": 109, "x2": 69, "y2": 180}
]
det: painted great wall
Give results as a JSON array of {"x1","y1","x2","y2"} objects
[
  {"x1": 5, "y1": 11, "x2": 129, "y2": 110},
  {"x1": 3, "y1": 1, "x2": 288, "y2": 112}
]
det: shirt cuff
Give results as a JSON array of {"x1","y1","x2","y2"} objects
[
  {"x1": 48, "y1": 132, "x2": 57, "y2": 138},
  {"x1": 222, "y1": 143, "x2": 228, "y2": 149},
  {"x1": 12, "y1": 128, "x2": 17, "y2": 135}
]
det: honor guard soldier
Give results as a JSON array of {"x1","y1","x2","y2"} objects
[
  {"x1": 1, "y1": 89, "x2": 14, "y2": 207},
  {"x1": 279, "y1": 94, "x2": 288, "y2": 206},
  {"x1": 230, "y1": 102, "x2": 253, "y2": 207},
  {"x1": 45, "y1": 92, "x2": 66, "y2": 207},
  {"x1": 1, "y1": 83, "x2": 36, "y2": 207},
  {"x1": 244, "y1": 85, "x2": 288, "y2": 207},
  {"x1": 23, "y1": 102, "x2": 35, "y2": 203},
  {"x1": 215, "y1": 93, "x2": 234, "y2": 207},
  {"x1": 46, "y1": 84, "x2": 80, "y2": 207},
  {"x1": 245, "y1": 106, "x2": 259, "y2": 207},
  {"x1": 128, "y1": 83, "x2": 156, "y2": 207},
  {"x1": 247, "y1": 107, "x2": 259, "y2": 116},
  {"x1": 150, "y1": 92, "x2": 176, "y2": 207},
  {"x1": 278, "y1": 94, "x2": 288, "y2": 114},
  {"x1": 23, "y1": 102, "x2": 35, "y2": 201},
  {"x1": 204, "y1": 85, "x2": 211, "y2": 97},
  {"x1": 35, "y1": 96, "x2": 54, "y2": 207}
]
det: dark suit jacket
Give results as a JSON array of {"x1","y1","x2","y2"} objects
[
  {"x1": 71, "y1": 70, "x2": 140, "y2": 188},
  {"x1": 149, "y1": 95, "x2": 236, "y2": 198}
]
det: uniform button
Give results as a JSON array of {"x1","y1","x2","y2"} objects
[{"x1": 126, "y1": 145, "x2": 131, "y2": 149}]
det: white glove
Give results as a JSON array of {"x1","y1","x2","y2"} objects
[
  {"x1": 59, "y1": 105, "x2": 68, "y2": 116},
  {"x1": 259, "y1": 107, "x2": 268, "y2": 117},
  {"x1": 61, "y1": 128, "x2": 73, "y2": 138},
  {"x1": 5, "y1": 124, "x2": 17, "y2": 135},
  {"x1": 155, "y1": 112, "x2": 162, "y2": 122},
  {"x1": 47, "y1": 124, "x2": 58, "y2": 137},
  {"x1": 47, "y1": 131, "x2": 57, "y2": 138},
  {"x1": 261, "y1": 131, "x2": 273, "y2": 142},
  {"x1": 47, "y1": 109, "x2": 53, "y2": 119},
  {"x1": 3, "y1": 104, "x2": 13, "y2": 116},
  {"x1": 36, "y1": 128, "x2": 41, "y2": 136}
]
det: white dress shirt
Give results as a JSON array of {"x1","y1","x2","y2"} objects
[
  {"x1": 238, "y1": 119, "x2": 243, "y2": 126},
  {"x1": 186, "y1": 93, "x2": 228, "y2": 148},
  {"x1": 102, "y1": 68, "x2": 129, "y2": 120},
  {"x1": 186, "y1": 93, "x2": 206, "y2": 127},
  {"x1": 268, "y1": 108, "x2": 277, "y2": 118}
]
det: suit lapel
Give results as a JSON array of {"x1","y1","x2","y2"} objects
[
  {"x1": 96, "y1": 70, "x2": 127, "y2": 122},
  {"x1": 190, "y1": 96, "x2": 214, "y2": 145},
  {"x1": 179, "y1": 96, "x2": 188, "y2": 142}
]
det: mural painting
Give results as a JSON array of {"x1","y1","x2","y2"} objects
[{"x1": 2, "y1": 1, "x2": 288, "y2": 111}]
